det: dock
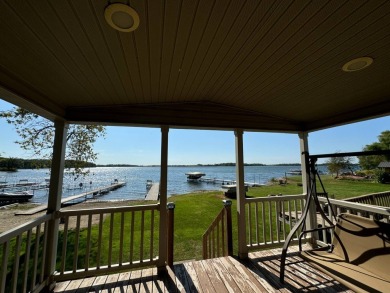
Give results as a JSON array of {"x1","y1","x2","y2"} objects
[
  {"x1": 15, "y1": 181, "x2": 126, "y2": 215},
  {"x1": 199, "y1": 177, "x2": 264, "y2": 187},
  {"x1": 145, "y1": 183, "x2": 159, "y2": 200}
]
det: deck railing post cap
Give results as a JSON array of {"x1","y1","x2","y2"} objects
[
  {"x1": 167, "y1": 202, "x2": 175, "y2": 209},
  {"x1": 223, "y1": 199, "x2": 232, "y2": 206}
]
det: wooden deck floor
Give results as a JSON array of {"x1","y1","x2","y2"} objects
[{"x1": 53, "y1": 246, "x2": 354, "y2": 292}]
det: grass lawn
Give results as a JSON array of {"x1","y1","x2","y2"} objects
[{"x1": 169, "y1": 176, "x2": 390, "y2": 261}]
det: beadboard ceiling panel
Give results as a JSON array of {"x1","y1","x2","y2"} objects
[{"x1": 0, "y1": 0, "x2": 389, "y2": 131}]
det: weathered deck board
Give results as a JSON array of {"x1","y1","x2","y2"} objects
[{"x1": 54, "y1": 246, "x2": 353, "y2": 293}]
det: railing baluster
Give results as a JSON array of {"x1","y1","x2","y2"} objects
[
  {"x1": 255, "y1": 203, "x2": 259, "y2": 245},
  {"x1": 282, "y1": 201, "x2": 286, "y2": 240},
  {"x1": 1, "y1": 240, "x2": 10, "y2": 293},
  {"x1": 216, "y1": 219, "x2": 220, "y2": 256},
  {"x1": 12, "y1": 234, "x2": 22, "y2": 293},
  {"x1": 31, "y1": 224, "x2": 41, "y2": 291},
  {"x1": 119, "y1": 212, "x2": 124, "y2": 266},
  {"x1": 97, "y1": 213, "x2": 103, "y2": 269},
  {"x1": 108, "y1": 213, "x2": 114, "y2": 267},
  {"x1": 212, "y1": 228, "x2": 215, "y2": 258},
  {"x1": 22, "y1": 229, "x2": 32, "y2": 293},
  {"x1": 73, "y1": 215, "x2": 81, "y2": 273},
  {"x1": 248, "y1": 202, "x2": 252, "y2": 246},
  {"x1": 85, "y1": 214, "x2": 92, "y2": 271},
  {"x1": 276, "y1": 201, "x2": 281, "y2": 243},
  {"x1": 40, "y1": 221, "x2": 48, "y2": 283},
  {"x1": 140, "y1": 210, "x2": 145, "y2": 263},
  {"x1": 221, "y1": 211, "x2": 225, "y2": 256},
  {"x1": 269, "y1": 201, "x2": 273, "y2": 244},
  {"x1": 130, "y1": 211, "x2": 135, "y2": 264},
  {"x1": 150, "y1": 209, "x2": 154, "y2": 262},
  {"x1": 60, "y1": 216, "x2": 69, "y2": 275},
  {"x1": 294, "y1": 199, "x2": 299, "y2": 238},
  {"x1": 261, "y1": 202, "x2": 266, "y2": 244},
  {"x1": 287, "y1": 201, "x2": 292, "y2": 238}
]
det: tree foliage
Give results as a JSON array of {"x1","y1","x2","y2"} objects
[
  {"x1": 359, "y1": 130, "x2": 390, "y2": 170},
  {"x1": 0, "y1": 107, "x2": 105, "y2": 178},
  {"x1": 326, "y1": 154, "x2": 352, "y2": 177}
]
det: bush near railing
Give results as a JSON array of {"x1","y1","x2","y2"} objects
[{"x1": 245, "y1": 194, "x2": 306, "y2": 249}]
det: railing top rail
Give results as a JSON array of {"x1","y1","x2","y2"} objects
[
  {"x1": 344, "y1": 191, "x2": 390, "y2": 201},
  {"x1": 0, "y1": 213, "x2": 52, "y2": 244},
  {"x1": 246, "y1": 194, "x2": 306, "y2": 203},
  {"x1": 319, "y1": 197, "x2": 389, "y2": 216},
  {"x1": 58, "y1": 203, "x2": 160, "y2": 216}
]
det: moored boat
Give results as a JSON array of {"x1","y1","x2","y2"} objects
[
  {"x1": 185, "y1": 172, "x2": 206, "y2": 181},
  {"x1": 286, "y1": 169, "x2": 302, "y2": 175},
  {"x1": 0, "y1": 191, "x2": 34, "y2": 202}
]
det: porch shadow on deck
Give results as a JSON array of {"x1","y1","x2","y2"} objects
[{"x1": 53, "y1": 246, "x2": 353, "y2": 292}]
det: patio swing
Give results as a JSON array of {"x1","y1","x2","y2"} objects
[{"x1": 279, "y1": 150, "x2": 390, "y2": 283}]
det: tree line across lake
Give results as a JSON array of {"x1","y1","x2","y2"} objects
[{"x1": 0, "y1": 157, "x2": 96, "y2": 172}]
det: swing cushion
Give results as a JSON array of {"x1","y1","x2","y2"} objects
[{"x1": 301, "y1": 213, "x2": 390, "y2": 293}]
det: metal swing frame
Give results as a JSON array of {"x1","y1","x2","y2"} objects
[{"x1": 279, "y1": 150, "x2": 390, "y2": 282}]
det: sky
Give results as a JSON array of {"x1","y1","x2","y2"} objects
[{"x1": 0, "y1": 98, "x2": 389, "y2": 165}]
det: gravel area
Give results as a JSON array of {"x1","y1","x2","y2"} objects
[{"x1": 0, "y1": 200, "x2": 144, "y2": 234}]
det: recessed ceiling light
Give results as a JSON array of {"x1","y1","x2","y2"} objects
[
  {"x1": 342, "y1": 57, "x2": 373, "y2": 72},
  {"x1": 104, "y1": 3, "x2": 140, "y2": 32}
]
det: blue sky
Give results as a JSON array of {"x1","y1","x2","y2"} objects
[{"x1": 1, "y1": 99, "x2": 389, "y2": 165}]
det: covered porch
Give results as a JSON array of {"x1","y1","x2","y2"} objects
[{"x1": 1, "y1": 1, "x2": 390, "y2": 292}]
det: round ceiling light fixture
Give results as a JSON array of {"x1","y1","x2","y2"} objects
[
  {"x1": 342, "y1": 57, "x2": 373, "y2": 72},
  {"x1": 104, "y1": 3, "x2": 140, "y2": 32}
]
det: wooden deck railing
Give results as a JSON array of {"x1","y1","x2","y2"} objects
[
  {"x1": 246, "y1": 194, "x2": 306, "y2": 250},
  {"x1": 0, "y1": 214, "x2": 52, "y2": 293},
  {"x1": 54, "y1": 203, "x2": 160, "y2": 282},
  {"x1": 344, "y1": 191, "x2": 390, "y2": 207},
  {"x1": 315, "y1": 197, "x2": 389, "y2": 246},
  {"x1": 202, "y1": 200, "x2": 233, "y2": 259}
]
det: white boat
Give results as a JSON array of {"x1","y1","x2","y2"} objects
[
  {"x1": 287, "y1": 169, "x2": 302, "y2": 175},
  {"x1": 0, "y1": 191, "x2": 34, "y2": 202},
  {"x1": 185, "y1": 172, "x2": 206, "y2": 180}
]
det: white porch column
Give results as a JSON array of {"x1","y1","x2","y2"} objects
[
  {"x1": 298, "y1": 132, "x2": 317, "y2": 243},
  {"x1": 299, "y1": 132, "x2": 310, "y2": 194},
  {"x1": 45, "y1": 120, "x2": 68, "y2": 287},
  {"x1": 235, "y1": 129, "x2": 248, "y2": 259},
  {"x1": 158, "y1": 126, "x2": 169, "y2": 269}
]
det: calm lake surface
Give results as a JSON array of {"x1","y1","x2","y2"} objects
[{"x1": 0, "y1": 165, "x2": 328, "y2": 204}]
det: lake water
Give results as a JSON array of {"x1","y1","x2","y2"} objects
[{"x1": 0, "y1": 165, "x2": 328, "y2": 203}]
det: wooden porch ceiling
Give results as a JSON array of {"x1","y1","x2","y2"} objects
[{"x1": 1, "y1": 1, "x2": 390, "y2": 131}]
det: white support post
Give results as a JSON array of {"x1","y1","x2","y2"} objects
[
  {"x1": 158, "y1": 126, "x2": 169, "y2": 271},
  {"x1": 235, "y1": 129, "x2": 248, "y2": 259},
  {"x1": 44, "y1": 120, "x2": 68, "y2": 289},
  {"x1": 298, "y1": 132, "x2": 317, "y2": 244},
  {"x1": 299, "y1": 132, "x2": 309, "y2": 194}
]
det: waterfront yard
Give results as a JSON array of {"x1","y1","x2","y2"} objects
[{"x1": 1, "y1": 175, "x2": 389, "y2": 268}]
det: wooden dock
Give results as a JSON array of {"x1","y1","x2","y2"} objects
[
  {"x1": 145, "y1": 183, "x2": 159, "y2": 200},
  {"x1": 15, "y1": 182, "x2": 126, "y2": 215},
  {"x1": 199, "y1": 177, "x2": 264, "y2": 187}
]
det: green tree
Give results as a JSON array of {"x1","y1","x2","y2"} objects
[
  {"x1": 359, "y1": 130, "x2": 390, "y2": 170},
  {"x1": 326, "y1": 155, "x2": 352, "y2": 177},
  {"x1": 0, "y1": 107, "x2": 105, "y2": 178}
]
